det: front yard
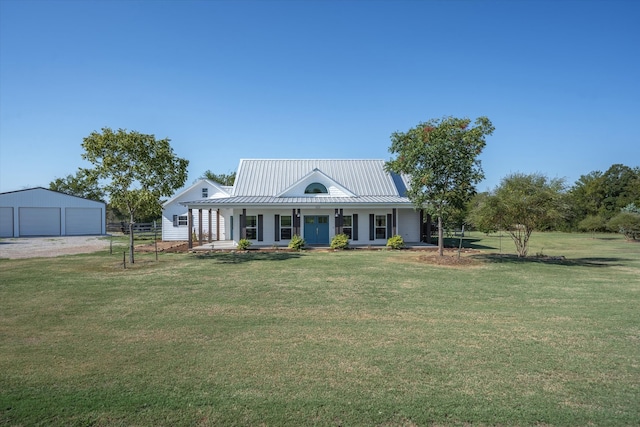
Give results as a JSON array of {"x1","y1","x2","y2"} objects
[{"x1": 1, "y1": 232, "x2": 638, "y2": 426}]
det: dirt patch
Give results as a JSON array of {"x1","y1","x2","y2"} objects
[
  {"x1": 415, "y1": 254, "x2": 482, "y2": 267},
  {"x1": 135, "y1": 241, "x2": 189, "y2": 253},
  {"x1": 405, "y1": 248, "x2": 483, "y2": 268}
]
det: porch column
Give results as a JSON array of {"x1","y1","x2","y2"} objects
[
  {"x1": 198, "y1": 209, "x2": 203, "y2": 246},
  {"x1": 188, "y1": 208, "x2": 193, "y2": 249},
  {"x1": 241, "y1": 208, "x2": 247, "y2": 239},
  {"x1": 216, "y1": 209, "x2": 220, "y2": 241},
  {"x1": 392, "y1": 208, "x2": 397, "y2": 236},
  {"x1": 293, "y1": 209, "x2": 300, "y2": 236},
  {"x1": 208, "y1": 209, "x2": 212, "y2": 243},
  {"x1": 339, "y1": 209, "x2": 344, "y2": 234}
]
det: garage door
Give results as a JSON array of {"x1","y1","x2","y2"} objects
[
  {"x1": 0, "y1": 207, "x2": 13, "y2": 237},
  {"x1": 19, "y1": 207, "x2": 61, "y2": 236},
  {"x1": 65, "y1": 208, "x2": 102, "y2": 235}
]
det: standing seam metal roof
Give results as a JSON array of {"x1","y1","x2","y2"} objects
[{"x1": 233, "y1": 159, "x2": 401, "y2": 197}]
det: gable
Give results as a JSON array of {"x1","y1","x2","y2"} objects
[
  {"x1": 277, "y1": 169, "x2": 356, "y2": 198},
  {"x1": 162, "y1": 179, "x2": 230, "y2": 207}
]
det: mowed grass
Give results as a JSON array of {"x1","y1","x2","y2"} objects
[{"x1": 0, "y1": 233, "x2": 638, "y2": 426}]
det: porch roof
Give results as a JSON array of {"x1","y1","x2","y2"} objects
[{"x1": 180, "y1": 195, "x2": 413, "y2": 208}]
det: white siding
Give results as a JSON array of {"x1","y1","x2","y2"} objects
[
  {"x1": 65, "y1": 208, "x2": 102, "y2": 235},
  {"x1": 19, "y1": 207, "x2": 61, "y2": 236},
  {"x1": 0, "y1": 207, "x2": 13, "y2": 237},
  {"x1": 397, "y1": 208, "x2": 421, "y2": 243},
  {"x1": 161, "y1": 180, "x2": 231, "y2": 241}
]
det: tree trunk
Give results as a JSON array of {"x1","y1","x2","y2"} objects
[
  {"x1": 129, "y1": 213, "x2": 135, "y2": 264},
  {"x1": 438, "y1": 215, "x2": 444, "y2": 257}
]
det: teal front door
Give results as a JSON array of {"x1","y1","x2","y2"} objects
[{"x1": 304, "y1": 215, "x2": 330, "y2": 244}]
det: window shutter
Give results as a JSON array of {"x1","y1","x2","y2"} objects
[
  {"x1": 274, "y1": 214, "x2": 280, "y2": 242},
  {"x1": 258, "y1": 214, "x2": 263, "y2": 242},
  {"x1": 353, "y1": 214, "x2": 358, "y2": 241},
  {"x1": 369, "y1": 214, "x2": 374, "y2": 240},
  {"x1": 387, "y1": 214, "x2": 392, "y2": 238},
  {"x1": 173, "y1": 215, "x2": 178, "y2": 227}
]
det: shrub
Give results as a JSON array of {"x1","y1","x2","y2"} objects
[
  {"x1": 236, "y1": 239, "x2": 252, "y2": 250},
  {"x1": 607, "y1": 212, "x2": 640, "y2": 240},
  {"x1": 330, "y1": 233, "x2": 349, "y2": 250},
  {"x1": 288, "y1": 235, "x2": 305, "y2": 250},
  {"x1": 386, "y1": 235, "x2": 405, "y2": 249}
]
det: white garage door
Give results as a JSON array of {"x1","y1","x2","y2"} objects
[
  {"x1": 66, "y1": 208, "x2": 102, "y2": 235},
  {"x1": 19, "y1": 207, "x2": 61, "y2": 236},
  {"x1": 0, "y1": 207, "x2": 13, "y2": 237}
]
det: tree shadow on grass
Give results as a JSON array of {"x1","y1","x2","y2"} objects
[
  {"x1": 442, "y1": 237, "x2": 497, "y2": 250},
  {"x1": 473, "y1": 253, "x2": 629, "y2": 268},
  {"x1": 194, "y1": 251, "x2": 305, "y2": 264}
]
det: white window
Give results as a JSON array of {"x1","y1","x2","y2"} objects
[
  {"x1": 343, "y1": 215, "x2": 352, "y2": 239},
  {"x1": 202, "y1": 188, "x2": 208, "y2": 198},
  {"x1": 280, "y1": 215, "x2": 292, "y2": 239},
  {"x1": 173, "y1": 215, "x2": 188, "y2": 227},
  {"x1": 246, "y1": 215, "x2": 257, "y2": 240},
  {"x1": 375, "y1": 215, "x2": 386, "y2": 239}
]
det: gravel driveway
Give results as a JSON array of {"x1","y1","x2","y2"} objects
[{"x1": 0, "y1": 236, "x2": 115, "y2": 259}]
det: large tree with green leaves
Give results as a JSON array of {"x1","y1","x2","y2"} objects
[
  {"x1": 472, "y1": 173, "x2": 566, "y2": 257},
  {"x1": 386, "y1": 116, "x2": 494, "y2": 256},
  {"x1": 200, "y1": 170, "x2": 236, "y2": 186},
  {"x1": 81, "y1": 128, "x2": 189, "y2": 263},
  {"x1": 50, "y1": 169, "x2": 104, "y2": 202},
  {"x1": 569, "y1": 164, "x2": 640, "y2": 229}
]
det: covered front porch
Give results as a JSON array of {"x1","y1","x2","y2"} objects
[{"x1": 184, "y1": 203, "x2": 435, "y2": 250}]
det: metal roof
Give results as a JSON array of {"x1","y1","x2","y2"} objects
[
  {"x1": 179, "y1": 159, "x2": 413, "y2": 208},
  {"x1": 233, "y1": 159, "x2": 404, "y2": 196},
  {"x1": 182, "y1": 195, "x2": 412, "y2": 207}
]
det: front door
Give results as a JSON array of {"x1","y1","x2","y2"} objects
[{"x1": 304, "y1": 215, "x2": 329, "y2": 244}]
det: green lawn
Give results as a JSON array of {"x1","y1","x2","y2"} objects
[{"x1": 1, "y1": 233, "x2": 639, "y2": 426}]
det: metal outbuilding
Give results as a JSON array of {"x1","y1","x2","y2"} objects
[{"x1": 0, "y1": 187, "x2": 106, "y2": 237}]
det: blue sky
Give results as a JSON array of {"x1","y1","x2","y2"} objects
[{"x1": 1, "y1": 0, "x2": 638, "y2": 194}]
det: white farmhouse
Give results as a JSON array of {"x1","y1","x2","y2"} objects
[{"x1": 162, "y1": 159, "x2": 433, "y2": 248}]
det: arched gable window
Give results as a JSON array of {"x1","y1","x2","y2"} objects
[{"x1": 304, "y1": 182, "x2": 328, "y2": 194}]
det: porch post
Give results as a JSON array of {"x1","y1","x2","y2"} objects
[
  {"x1": 392, "y1": 208, "x2": 397, "y2": 236},
  {"x1": 198, "y1": 209, "x2": 203, "y2": 246},
  {"x1": 294, "y1": 209, "x2": 300, "y2": 236},
  {"x1": 208, "y1": 209, "x2": 212, "y2": 243},
  {"x1": 216, "y1": 209, "x2": 220, "y2": 241},
  {"x1": 241, "y1": 208, "x2": 247, "y2": 239},
  {"x1": 188, "y1": 208, "x2": 193, "y2": 249}
]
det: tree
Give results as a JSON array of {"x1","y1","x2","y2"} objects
[
  {"x1": 607, "y1": 203, "x2": 640, "y2": 241},
  {"x1": 578, "y1": 215, "x2": 607, "y2": 237},
  {"x1": 81, "y1": 128, "x2": 189, "y2": 263},
  {"x1": 200, "y1": 170, "x2": 236, "y2": 186},
  {"x1": 50, "y1": 169, "x2": 104, "y2": 201},
  {"x1": 569, "y1": 165, "x2": 640, "y2": 226},
  {"x1": 472, "y1": 173, "x2": 565, "y2": 257},
  {"x1": 386, "y1": 116, "x2": 494, "y2": 256},
  {"x1": 467, "y1": 192, "x2": 498, "y2": 235}
]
